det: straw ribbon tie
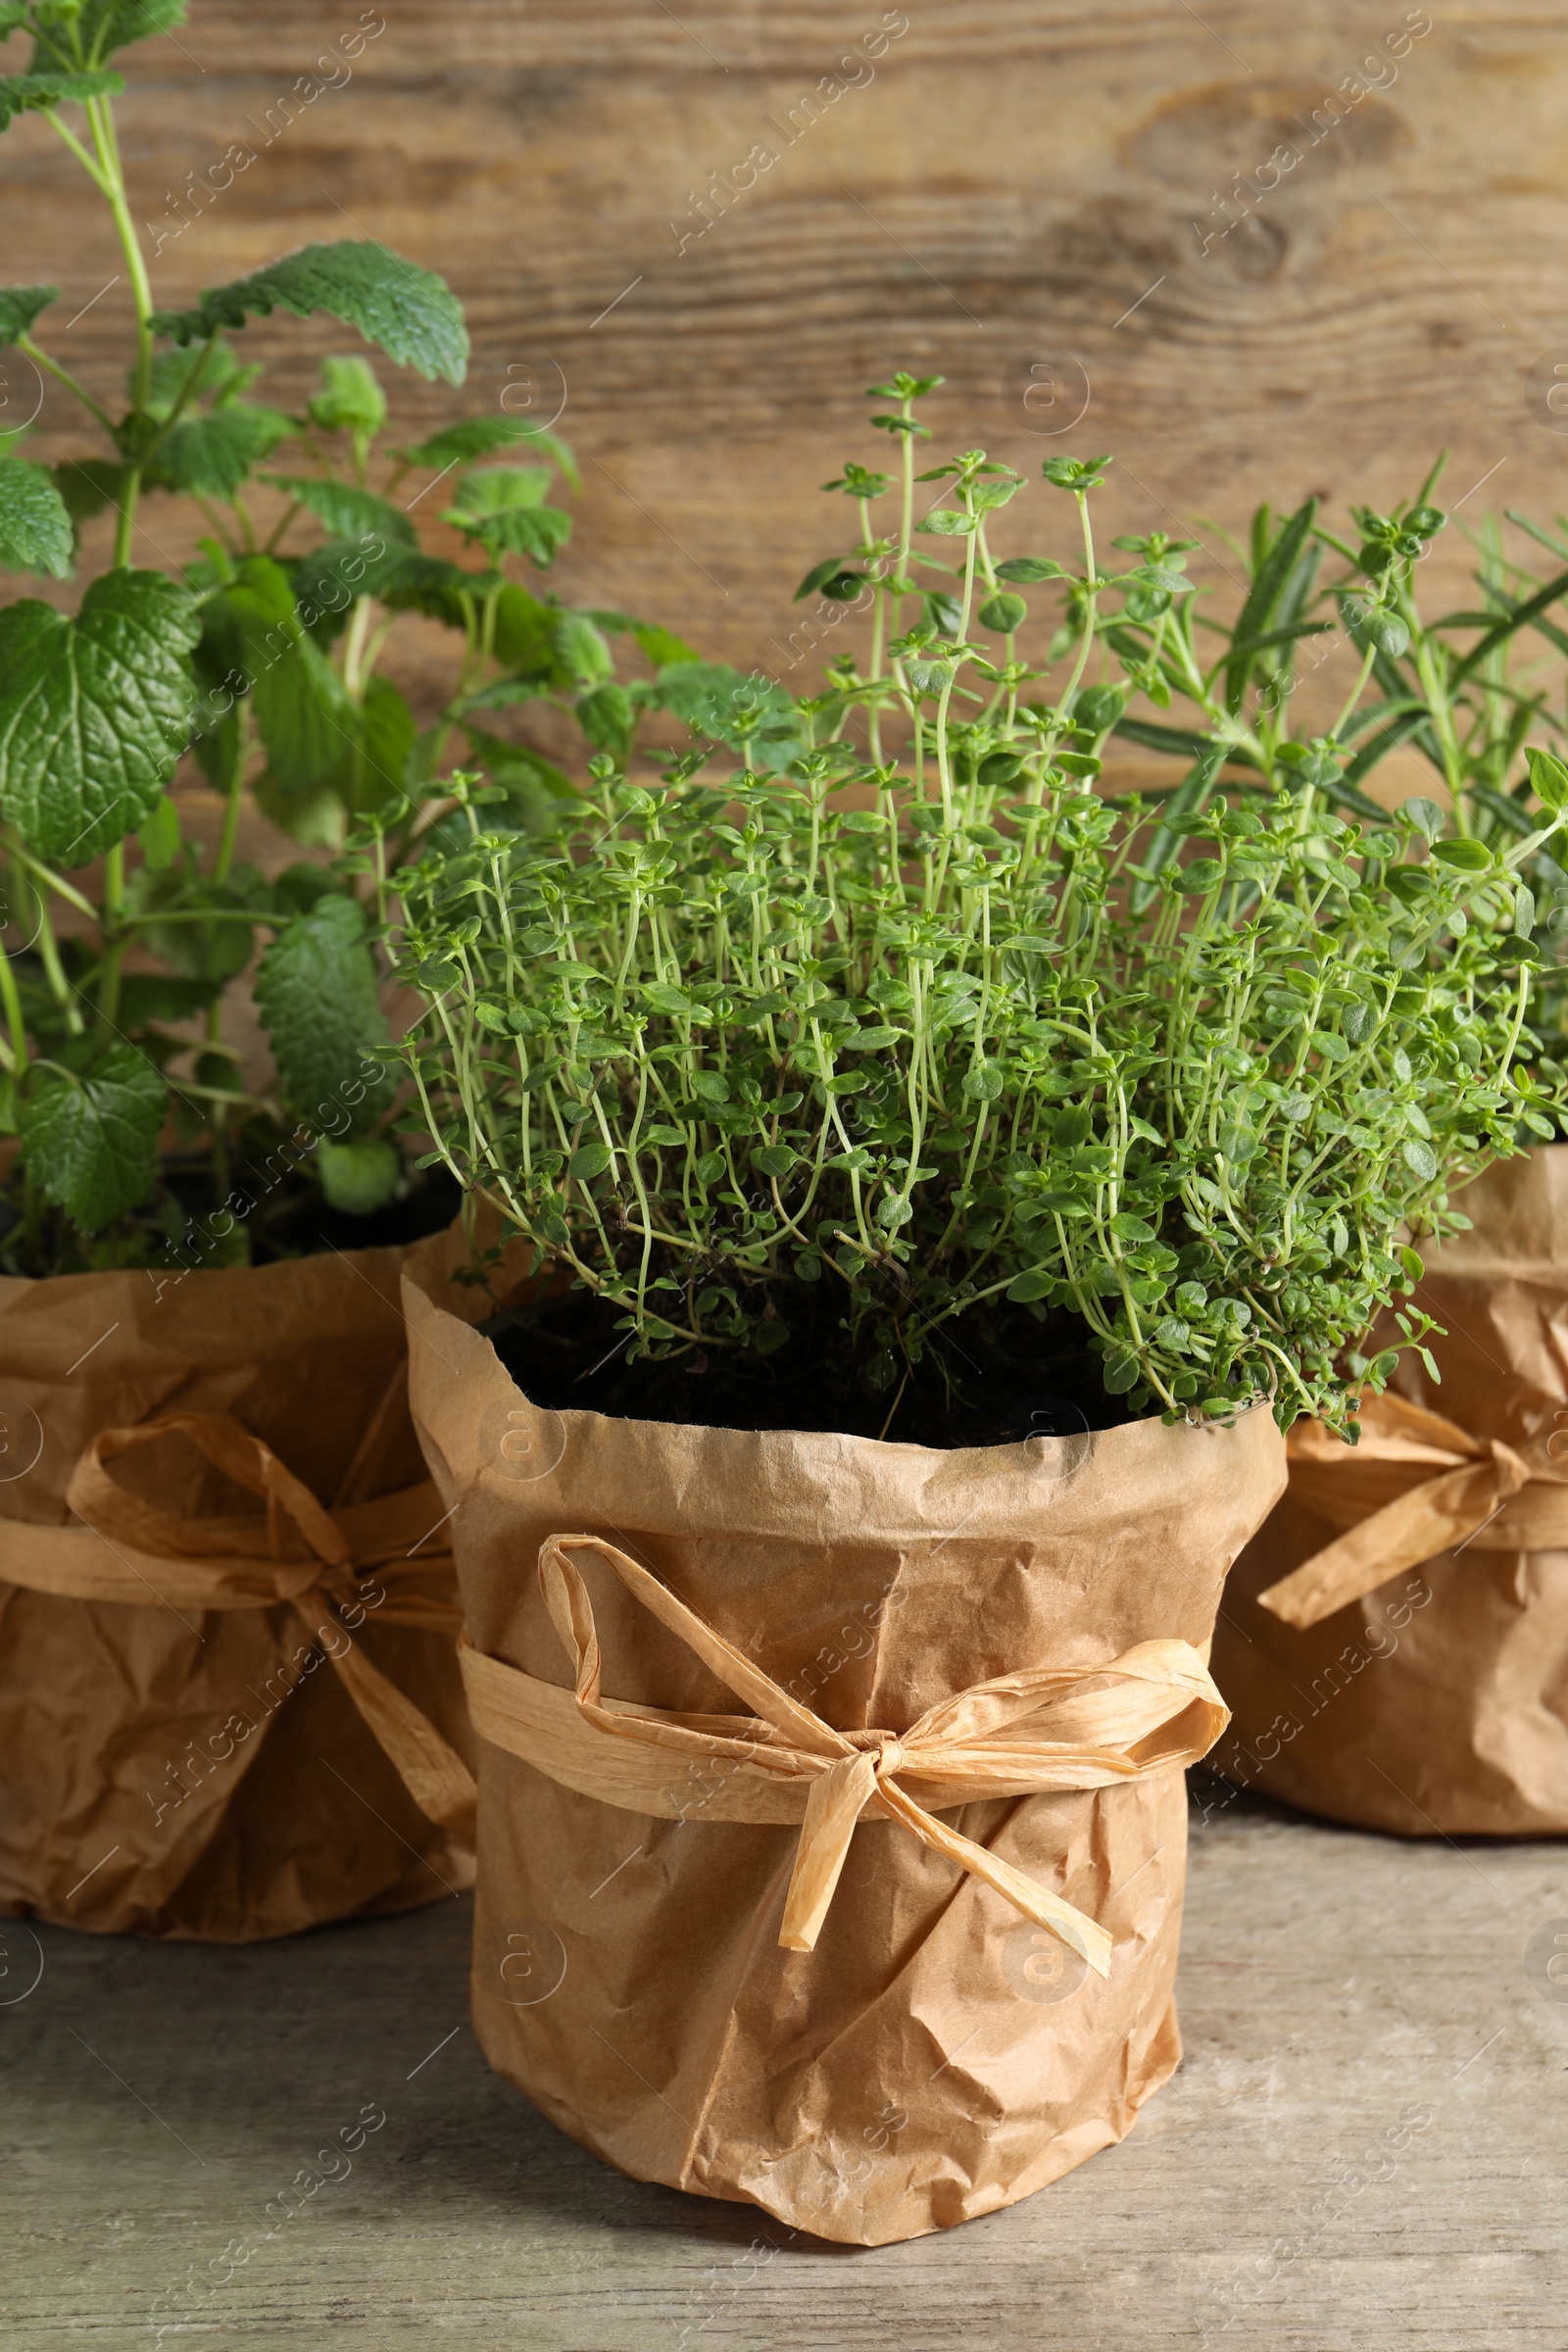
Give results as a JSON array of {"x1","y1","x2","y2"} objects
[
  {"x1": 458, "y1": 1533, "x2": 1232, "y2": 1976},
  {"x1": 1257, "y1": 1390, "x2": 1568, "y2": 1630},
  {"x1": 37, "y1": 1411, "x2": 477, "y2": 1839}
]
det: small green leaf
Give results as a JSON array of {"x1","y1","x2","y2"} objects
[
  {"x1": 978, "y1": 591, "x2": 1027, "y2": 633},
  {"x1": 221, "y1": 555, "x2": 357, "y2": 804},
  {"x1": 0, "y1": 73, "x2": 125, "y2": 131},
  {"x1": 308, "y1": 354, "x2": 387, "y2": 441},
  {"x1": 0, "y1": 456, "x2": 72, "y2": 577},
  {"x1": 1527, "y1": 746, "x2": 1568, "y2": 813},
  {"x1": 576, "y1": 680, "x2": 634, "y2": 760},
  {"x1": 445, "y1": 464, "x2": 553, "y2": 520},
  {"x1": 316, "y1": 673, "x2": 416, "y2": 820},
  {"x1": 751, "y1": 1143, "x2": 799, "y2": 1179},
  {"x1": 254, "y1": 896, "x2": 397, "y2": 1134},
  {"x1": 1005, "y1": 1266, "x2": 1056, "y2": 1302},
  {"x1": 135, "y1": 794, "x2": 181, "y2": 871},
  {"x1": 0, "y1": 570, "x2": 199, "y2": 860},
  {"x1": 290, "y1": 533, "x2": 411, "y2": 636},
  {"x1": 50, "y1": 2, "x2": 190, "y2": 63},
  {"x1": 1401, "y1": 795, "x2": 1445, "y2": 843},
  {"x1": 156, "y1": 406, "x2": 293, "y2": 500},
  {"x1": 1401, "y1": 1136, "x2": 1438, "y2": 1183},
  {"x1": 795, "y1": 556, "x2": 863, "y2": 603},
  {"x1": 1108, "y1": 1212, "x2": 1156, "y2": 1242},
  {"x1": 151, "y1": 241, "x2": 468, "y2": 386},
  {"x1": 267, "y1": 475, "x2": 415, "y2": 547},
  {"x1": 0, "y1": 283, "x2": 57, "y2": 349},
  {"x1": 398, "y1": 416, "x2": 576, "y2": 486},
  {"x1": 552, "y1": 611, "x2": 612, "y2": 687},
  {"x1": 643, "y1": 982, "x2": 697, "y2": 1017},
  {"x1": 446, "y1": 493, "x2": 571, "y2": 567},
  {"x1": 995, "y1": 556, "x2": 1065, "y2": 583},
  {"x1": 568, "y1": 1140, "x2": 613, "y2": 1180},
  {"x1": 1429, "y1": 837, "x2": 1492, "y2": 873},
  {"x1": 20, "y1": 1048, "x2": 163, "y2": 1232}
]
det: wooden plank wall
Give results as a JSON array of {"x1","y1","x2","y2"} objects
[{"x1": 5, "y1": 2, "x2": 1568, "y2": 745}]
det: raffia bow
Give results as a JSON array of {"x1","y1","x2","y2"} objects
[
  {"x1": 1258, "y1": 1390, "x2": 1568, "y2": 1630},
  {"x1": 458, "y1": 1533, "x2": 1231, "y2": 1975},
  {"x1": 4, "y1": 1410, "x2": 476, "y2": 1840}
]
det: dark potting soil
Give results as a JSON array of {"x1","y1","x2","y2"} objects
[
  {"x1": 248, "y1": 1165, "x2": 465, "y2": 1262},
  {"x1": 0, "y1": 1158, "x2": 464, "y2": 1279},
  {"x1": 480, "y1": 1284, "x2": 1142, "y2": 1451}
]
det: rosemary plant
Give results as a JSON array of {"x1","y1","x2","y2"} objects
[
  {"x1": 399, "y1": 382, "x2": 1565, "y2": 1439},
  {"x1": 1103, "y1": 466, "x2": 1568, "y2": 1028}
]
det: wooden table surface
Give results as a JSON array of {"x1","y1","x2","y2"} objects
[
  {"x1": 7, "y1": 2, "x2": 1568, "y2": 692},
  {"x1": 5, "y1": 1782, "x2": 1566, "y2": 2349}
]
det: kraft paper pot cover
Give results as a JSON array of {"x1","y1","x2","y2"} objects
[
  {"x1": 1212, "y1": 1146, "x2": 1568, "y2": 1837},
  {"x1": 0, "y1": 1243, "x2": 478, "y2": 1941},
  {"x1": 403, "y1": 1226, "x2": 1286, "y2": 2246}
]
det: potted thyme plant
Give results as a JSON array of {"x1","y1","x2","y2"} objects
[
  {"x1": 393, "y1": 380, "x2": 1559, "y2": 2244},
  {"x1": 0, "y1": 0, "x2": 688, "y2": 1945}
]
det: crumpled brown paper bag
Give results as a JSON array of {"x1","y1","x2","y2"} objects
[
  {"x1": 403, "y1": 1226, "x2": 1286, "y2": 2245},
  {"x1": 1212, "y1": 1146, "x2": 1568, "y2": 1837},
  {"x1": 0, "y1": 1245, "x2": 477, "y2": 1940}
]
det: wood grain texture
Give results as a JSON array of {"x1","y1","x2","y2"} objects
[
  {"x1": 5, "y1": 1788, "x2": 1567, "y2": 2348},
  {"x1": 7, "y1": 0, "x2": 1568, "y2": 730}
]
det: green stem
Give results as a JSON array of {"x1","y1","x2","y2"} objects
[
  {"x1": 139, "y1": 333, "x2": 220, "y2": 469},
  {"x1": 97, "y1": 843, "x2": 124, "y2": 1031},
  {"x1": 30, "y1": 892, "x2": 84, "y2": 1035},
  {"x1": 43, "y1": 103, "x2": 112, "y2": 194},
  {"x1": 213, "y1": 701, "x2": 252, "y2": 885},
  {"x1": 17, "y1": 334, "x2": 116, "y2": 436},
  {"x1": 0, "y1": 946, "x2": 26, "y2": 1070},
  {"x1": 84, "y1": 93, "x2": 157, "y2": 568}
]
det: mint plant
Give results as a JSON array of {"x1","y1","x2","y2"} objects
[
  {"x1": 397, "y1": 381, "x2": 1565, "y2": 1441},
  {"x1": 0, "y1": 0, "x2": 689, "y2": 1273}
]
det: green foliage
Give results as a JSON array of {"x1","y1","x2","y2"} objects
[
  {"x1": 254, "y1": 895, "x2": 397, "y2": 1135},
  {"x1": 153, "y1": 405, "x2": 293, "y2": 499},
  {"x1": 398, "y1": 416, "x2": 578, "y2": 487},
  {"x1": 19, "y1": 1048, "x2": 164, "y2": 1230},
  {"x1": 29, "y1": 0, "x2": 189, "y2": 64},
  {"x1": 0, "y1": 71, "x2": 123, "y2": 126},
  {"x1": 150, "y1": 242, "x2": 469, "y2": 386},
  {"x1": 444, "y1": 466, "x2": 571, "y2": 565},
  {"x1": 0, "y1": 284, "x2": 57, "y2": 347},
  {"x1": 0, "y1": 455, "x2": 73, "y2": 575},
  {"x1": 268, "y1": 475, "x2": 414, "y2": 547},
  {"x1": 224, "y1": 556, "x2": 358, "y2": 803},
  {"x1": 308, "y1": 354, "x2": 386, "y2": 466},
  {"x1": 0, "y1": 570, "x2": 199, "y2": 858}
]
